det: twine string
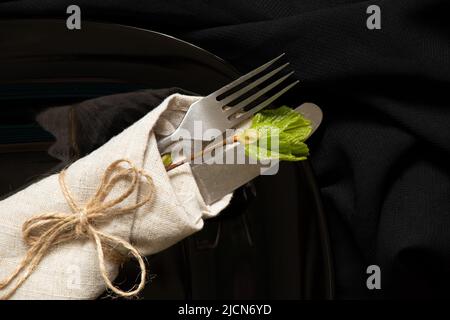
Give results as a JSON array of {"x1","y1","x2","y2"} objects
[{"x1": 0, "y1": 159, "x2": 154, "y2": 300}]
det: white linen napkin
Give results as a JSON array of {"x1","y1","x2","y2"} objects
[{"x1": 0, "y1": 93, "x2": 232, "y2": 299}]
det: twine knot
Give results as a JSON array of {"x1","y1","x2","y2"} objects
[
  {"x1": 0, "y1": 159, "x2": 154, "y2": 300},
  {"x1": 76, "y1": 208, "x2": 90, "y2": 237}
]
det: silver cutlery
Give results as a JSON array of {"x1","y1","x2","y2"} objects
[
  {"x1": 157, "y1": 54, "x2": 299, "y2": 151},
  {"x1": 190, "y1": 102, "x2": 323, "y2": 205}
]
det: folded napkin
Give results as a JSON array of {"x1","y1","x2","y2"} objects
[{"x1": 0, "y1": 93, "x2": 232, "y2": 300}]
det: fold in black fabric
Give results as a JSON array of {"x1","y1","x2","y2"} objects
[
  {"x1": 3, "y1": 0, "x2": 450, "y2": 298},
  {"x1": 36, "y1": 88, "x2": 192, "y2": 162}
]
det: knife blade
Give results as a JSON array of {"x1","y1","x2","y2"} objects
[{"x1": 191, "y1": 103, "x2": 323, "y2": 205}]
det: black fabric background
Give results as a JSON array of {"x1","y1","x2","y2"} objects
[{"x1": 1, "y1": 0, "x2": 449, "y2": 298}]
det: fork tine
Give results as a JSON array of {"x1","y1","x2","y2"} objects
[
  {"x1": 208, "y1": 53, "x2": 286, "y2": 99},
  {"x1": 220, "y1": 63, "x2": 290, "y2": 107},
  {"x1": 225, "y1": 71, "x2": 295, "y2": 116},
  {"x1": 229, "y1": 80, "x2": 300, "y2": 126}
]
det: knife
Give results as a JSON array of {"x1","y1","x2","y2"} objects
[{"x1": 191, "y1": 103, "x2": 323, "y2": 205}]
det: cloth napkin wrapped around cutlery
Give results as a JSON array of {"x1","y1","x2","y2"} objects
[{"x1": 0, "y1": 93, "x2": 232, "y2": 300}]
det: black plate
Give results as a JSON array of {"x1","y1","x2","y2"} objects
[
  {"x1": 0, "y1": 19, "x2": 237, "y2": 92},
  {"x1": 0, "y1": 19, "x2": 333, "y2": 299}
]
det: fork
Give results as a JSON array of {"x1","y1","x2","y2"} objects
[
  {"x1": 190, "y1": 102, "x2": 323, "y2": 205},
  {"x1": 157, "y1": 54, "x2": 299, "y2": 151}
]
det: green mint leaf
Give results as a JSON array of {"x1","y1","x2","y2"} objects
[
  {"x1": 237, "y1": 106, "x2": 312, "y2": 161},
  {"x1": 161, "y1": 153, "x2": 173, "y2": 167}
]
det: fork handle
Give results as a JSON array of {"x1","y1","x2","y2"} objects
[{"x1": 157, "y1": 135, "x2": 173, "y2": 153}]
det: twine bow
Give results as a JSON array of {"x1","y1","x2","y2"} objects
[{"x1": 0, "y1": 159, "x2": 154, "y2": 300}]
